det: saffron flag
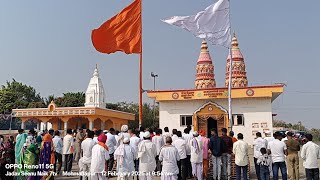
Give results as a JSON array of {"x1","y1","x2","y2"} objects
[
  {"x1": 92, "y1": 0, "x2": 141, "y2": 54},
  {"x1": 162, "y1": 0, "x2": 231, "y2": 48}
]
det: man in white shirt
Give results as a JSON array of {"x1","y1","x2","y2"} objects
[
  {"x1": 172, "y1": 129, "x2": 178, "y2": 142},
  {"x1": 162, "y1": 127, "x2": 171, "y2": 143},
  {"x1": 233, "y1": 133, "x2": 249, "y2": 180},
  {"x1": 139, "y1": 127, "x2": 145, "y2": 140},
  {"x1": 63, "y1": 128, "x2": 74, "y2": 172},
  {"x1": 80, "y1": 130, "x2": 96, "y2": 180},
  {"x1": 267, "y1": 132, "x2": 288, "y2": 180},
  {"x1": 301, "y1": 134, "x2": 320, "y2": 180},
  {"x1": 190, "y1": 131, "x2": 203, "y2": 180},
  {"x1": 129, "y1": 129, "x2": 141, "y2": 175},
  {"x1": 93, "y1": 130, "x2": 101, "y2": 143},
  {"x1": 106, "y1": 128, "x2": 117, "y2": 172},
  {"x1": 152, "y1": 128, "x2": 164, "y2": 172},
  {"x1": 173, "y1": 131, "x2": 187, "y2": 180},
  {"x1": 138, "y1": 131, "x2": 157, "y2": 180},
  {"x1": 91, "y1": 133, "x2": 110, "y2": 180},
  {"x1": 183, "y1": 128, "x2": 193, "y2": 178},
  {"x1": 159, "y1": 136, "x2": 180, "y2": 180},
  {"x1": 52, "y1": 130, "x2": 63, "y2": 174},
  {"x1": 253, "y1": 132, "x2": 267, "y2": 180},
  {"x1": 114, "y1": 137, "x2": 136, "y2": 180}
]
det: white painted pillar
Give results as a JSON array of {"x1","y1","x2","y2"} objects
[
  {"x1": 101, "y1": 121, "x2": 105, "y2": 130},
  {"x1": 44, "y1": 122, "x2": 48, "y2": 130},
  {"x1": 89, "y1": 121, "x2": 94, "y2": 130},
  {"x1": 21, "y1": 121, "x2": 26, "y2": 129},
  {"x1": 36, "y1": 121, "x2": 41, "y2": 131},
  {"x1": 64, "y1": 121, "x2": 68, "y2": 136}
]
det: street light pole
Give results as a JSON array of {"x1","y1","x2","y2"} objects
[{"x1": 151, "y1": 72, "x2": 158, "y2": 126}]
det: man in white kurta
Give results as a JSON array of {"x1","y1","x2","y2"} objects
[
  {"x1": 118, "y1": 125, "x2": 131, "y2": 147},
  {"x1": 152, "y1": 129, "x2": 165, "y2": 172},
  {"x1": 91, "y1": 133, "x2": 110, "y2": 180},
  {"x1": 138, "y1": 131, "x2": 157, "y2": 180},
  {"x1": 190, "y1": 132, "x2": 203, "y2": 180},
  {"x1": 80, "y1": 130, "x2": 96, "y2": 180},
  {"x1": 114, "y1": 137, "x2": 136, "y2": 180},
  {"x1": 159, "y1": 136, "x2": 180, "y2": 180}
]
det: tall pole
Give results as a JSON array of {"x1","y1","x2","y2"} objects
[
  {"x1": 151, "y1": 72, "x2": 158, "y2": 125},
  {"x1": 138, "y1": 0, "x2": 143, "y2": 127},
  {"x1": 228, "y1": 47, "x2": 233, "y2": 131}
]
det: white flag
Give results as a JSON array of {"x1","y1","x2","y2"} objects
[{"x1": 162, "y1": 0, "x2": 231, "y2": 48}]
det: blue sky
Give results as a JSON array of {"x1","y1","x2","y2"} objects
[{"x1": 0, "y1": 1, "x2": 319, "y2": 128}]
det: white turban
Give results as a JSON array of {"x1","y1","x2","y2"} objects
[
  {"x1": 143, "y1": 131, "x2": 150, "y2": 138},
  {"x1": 193, "y1": 131, "x2": 199, "y2": 137},
  {"x1": 123, "y1": 137, "x2": 130, "y2": 144},
  {"x1": 121, "y1": 125, "x2": 128, "y2": 132}
]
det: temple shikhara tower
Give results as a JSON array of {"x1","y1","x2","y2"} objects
[
  {"x1": 85, "y1": 65, "x2": 106, "y2": 108},
  {"x1": 225, "y1": 33, "x2": 248, "y2": 88},
  {"x1": 195, "y1": 40, "x2": 216, "y2": 89}
]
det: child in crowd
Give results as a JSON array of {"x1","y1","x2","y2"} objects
[{"x1": 257, "y1": 147, "x2": 270, "y2": 180}]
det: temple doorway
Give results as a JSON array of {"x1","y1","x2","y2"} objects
[{"x1": 207, "y1": 117, "x2": 217, "y2": 138}]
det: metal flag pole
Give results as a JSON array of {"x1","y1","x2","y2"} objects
[
  {"x1": 228, "y1": 46, "x2": 233, "y2": 131},
  {"x1": 228, "y1": 0, "x2": 233, "y2": 131}
]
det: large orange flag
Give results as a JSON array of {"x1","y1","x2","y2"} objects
[{"x1": 92, "y1": 0, "x2": 141, "y2": 54}]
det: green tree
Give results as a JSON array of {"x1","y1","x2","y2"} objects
[
  {"x1": 106, "y1": 102, "x2": 159, "y2": 129},
  {"x1": 54, "y1": 92, "x2": 85, "y2": 107},
  {"x1": 0, "y1": 79, "x2": 44, "y2": 129}
]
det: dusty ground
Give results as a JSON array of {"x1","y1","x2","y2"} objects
[{"x1": 55, "y1": 147, "x2": 319, "y2": 180}]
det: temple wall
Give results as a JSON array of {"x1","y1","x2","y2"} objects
[{"x1": 159, "y1": 97, "x2": 273, "y2": 145}]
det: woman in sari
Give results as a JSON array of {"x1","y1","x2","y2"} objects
[
  {"x1": 39, "y1": 133, "x2": 54, "y2": 174},
  {"x1": 20, "y1": 139, "x2": 40, "y2": 180},
  {"x1": 16, "y1": 132, "x2": 28, "y2": 180}
]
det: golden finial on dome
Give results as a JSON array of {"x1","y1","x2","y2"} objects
[
  {"x1": 231, "y1": 31, "x2": 239, "y2": 48},
  {"x1": 201, "y1": 39, "x2": 209, "y2": 52}
]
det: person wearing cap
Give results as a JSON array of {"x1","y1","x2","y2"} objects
[
  {"x1": 159, "y1": 136, "x2": 180, "y2": 180},
  {"x1": 172, "y1": 131, "x2": 187, "y2": 180},
  {"x1": 114, "y1": 137, "x2": 136, "y2": 180},
  {"x1": 106, "y1": 128, "x2": 117, "y2": 173},
  {"x1": 138, "y1": 131, "x2": 157, "y2": 180},
  {"x1": 75, "y1": 128, "x2": 84, "y2": 162},
  {"x1": 253, "y1": 132, "x2": 267, "y2": 180},
  {"x1": 80, "y1": 130, "x2": 95, "y2": 180},
  {"x1": 91, "y1": 133, "x2": 110, "y2": 180},
  {"x1": 285, "y1": 131, "x2": 300, "y2": 180},
  {"x1": 267, "y1": 132, "x2": 288, "y2": 180},
  {"x1": 301, "y1": 134, "x2": 320, "y2": 180},
  {"x1": 152, "y1": 128, "x2": 165, "y2": 172},
  {"x1": 221, "y1": 128, "x2": 233, "y2": 180},
  {"x1": 190, "y1": 131, "x2": 203, "y2": 180},
  {"x1": 118, "y1": 125, "x2": 131, "y2": 147},
  {"x1": 199, "y1": 129, "x2": 209, "y2": 179}
]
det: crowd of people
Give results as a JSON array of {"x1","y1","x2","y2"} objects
[
  {"x1": 0, "y1": 125, "x2": 320, "y2": 180},
  {"x1": 252, "y1": 131, "x2": 320, "y2": 180}
]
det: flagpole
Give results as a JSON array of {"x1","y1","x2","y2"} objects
[
  {"x1": 228, "y1": 0, "x2": 233, "y2": 131},
  {"x1": 139, "y1": 0, "x2": 143, "y2": 128},
  {"x1": 228, "y1": 47, "x2": 233, "y2": 131}
]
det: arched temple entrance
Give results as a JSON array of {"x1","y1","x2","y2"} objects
[{"x1": 193, "y1": 102, "x2": 229, "y2": 136}]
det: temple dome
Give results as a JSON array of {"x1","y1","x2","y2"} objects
[
  {"x1": 225, "y1": 33, "x2": 248, "y2": 88},
  {"x1": 85, "y1": 65, "x2": 106, "y2": 108},
  {"x1": 195, "y1": 40, "x2": 216, "y2": 89}
]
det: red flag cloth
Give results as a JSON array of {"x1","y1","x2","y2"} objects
[{"x1": 91, "y1": 0, "x2": 142, "y2": 54}]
